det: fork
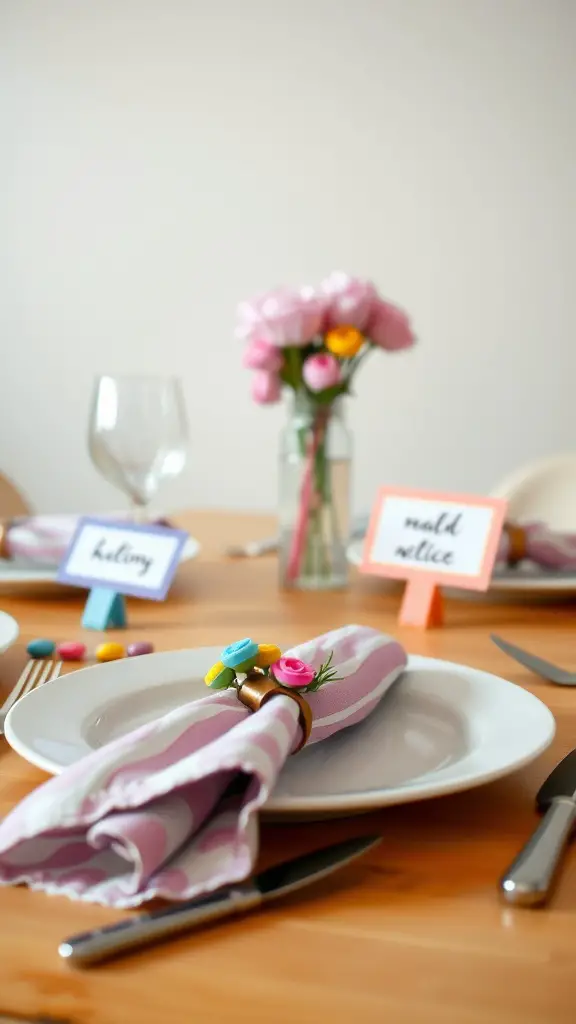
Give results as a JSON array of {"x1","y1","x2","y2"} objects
[
  {"x1": 491, "y1": 634, "x2": 576, "y2": 686},
  {"x1": 0, "y1": 659, "x2": 63, "y2": 735}
]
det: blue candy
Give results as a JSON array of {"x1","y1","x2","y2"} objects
[{"x1": 27, "y1": 638, "x2": 56, "y2": 658}]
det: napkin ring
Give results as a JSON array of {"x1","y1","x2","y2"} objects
[
  {"x1": 236, "y1": 671, "x2": 313, "y2": 754},
  {"x1": 0, "y1": 521, "x2": 11, "y2": 560},
  {"x1": 504, "y1": 522, "x2": 527, "y2": 566}
]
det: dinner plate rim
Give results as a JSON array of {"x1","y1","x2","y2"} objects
[
  {"x1": 4, "y1": 647, "x2": 555, "y2": 814},
  {"x1": 346, "y1": 539, "x2": 576, "y2": 594}
]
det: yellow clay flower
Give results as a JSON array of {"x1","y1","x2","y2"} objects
[
  {"x1": 255, "y1": 644, "x2": 282, "y2": 668},
  {"x1": 205, "y1": 660, "x2": 225, "y2": 685},
  {"x1": 325, "y1": 325, "x2": 364, "y2": 358}
]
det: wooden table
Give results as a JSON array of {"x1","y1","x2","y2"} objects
[{"x1": 0, "y1": 511, "x2": 575, "y2": 1024}]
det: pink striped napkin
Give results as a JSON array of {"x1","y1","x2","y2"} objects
[
  {"x1": 0, "y1": 625, "x2": 406, "y2": 907},
  {"x1": 498, "y1": 522, "x2": 576, "y2": 571}
]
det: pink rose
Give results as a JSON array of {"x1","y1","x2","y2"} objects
[
  {"x1": 251, "y1": 370, "x2": 281, "y2": 405},
  {"x1": 302, "y1": 353, "x2": 341, "y2": 393},
  {"x1": 320, "y1": 272, "x2": 377, "y2": 331},
  {"x1": 367, "y1": 299, "x2": 416, "y2": 351},
  {"x1": 270, "y1": 656, "x2": 316, "y2": 688},
  {"x1": 236, "y1": 287, "x2": 325, "y2": 347},
  {"x1": 243, "y1": 338, "x2": 283, "y2": 372}
]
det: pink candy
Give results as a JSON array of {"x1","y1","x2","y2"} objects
[{"x1": 56, "y1": 641, "x2": 87, "y2": 661}]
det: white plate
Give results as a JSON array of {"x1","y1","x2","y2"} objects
[
  {"x1": 490, "y1": 453, "x2": 576, "y2": 532},
  {"x1": 4, "y1": 646, "x2": 554, "y2": 816},
  {"x1": 0, "y1": 536, "x2": 201, "y2": 588},
  {"x1": 347, "y1": 539, "x2": 576, "y2": 599},
  {"x1": 0, "y1": 611, "x2": 19, "y2": 653}
]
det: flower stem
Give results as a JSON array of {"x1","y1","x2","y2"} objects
[
  {"x1": 285, "y1": 347, "x2": 303, "y2": 390},
  {"x1": 285, "y1": 408, "x2": 328, "y2": 583}
]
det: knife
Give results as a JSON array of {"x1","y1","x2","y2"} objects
[
  {"x1": 490, "y1": 633, "x2": 576, "y2": 686},
  {"x1": 59, "y1": 834, "x2": 381, "y2": 966},
  {"x1": 500, "y1": 749, "x2": 576, "y2": 906}
]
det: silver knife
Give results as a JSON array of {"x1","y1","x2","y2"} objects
[
  {"x1": 59, "y1": 834, "x2": 381, "y2": 966},
  {"x1": 490, "y1": 634, "x2": 576, "y2": 686},
  {"x1": 500, "y1": 749, "x2": 576, "y2": 906}
]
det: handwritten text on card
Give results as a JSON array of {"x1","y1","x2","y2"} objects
[
  {"x1": 57, "y1": 518, "x2": 189, "y2": 600},
  {"x1": 361, "y1": 488, "x2": 507, "y2": 591}
]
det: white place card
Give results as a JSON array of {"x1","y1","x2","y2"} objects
[
  {"x1": 361, "y1": 487, "x2": 508, "y2": 627},
  {"x1": 57, "y1": 517, "x2": 189, "y2": 601}
]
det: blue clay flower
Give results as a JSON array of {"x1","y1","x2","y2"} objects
[{"x1": 221, "y1": 638, "x2": 259, "y2": 672}]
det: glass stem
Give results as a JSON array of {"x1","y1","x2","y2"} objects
[{"x1": 130, "y1": 498, "x2": 148, "y2": 525}]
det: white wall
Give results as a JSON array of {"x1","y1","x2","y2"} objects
[{"x1": 1, "y1": 0, "x2": 575, "y2": 517}]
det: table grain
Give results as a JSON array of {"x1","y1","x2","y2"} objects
[{"x1": 0, "y1": 511, "x2": 574, "y2": 1024}]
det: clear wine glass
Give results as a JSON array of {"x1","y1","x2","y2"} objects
[{"x1": 88, "y1": 374, "x2": 188, "y2": 521}]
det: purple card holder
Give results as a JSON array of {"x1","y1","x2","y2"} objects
[{"x1": 57, "y1": 517, "x2": 189, "y2": 601}]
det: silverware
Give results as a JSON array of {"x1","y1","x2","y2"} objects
[
  {"x1": 225, "y1": 537, "x2": 278, "y2": 558},
  {"x1": 59, "y1": 834, "x2": 381, "y2": 966},
  {"x1": 0, "y1": 659, "x2": 63, "y2": 735},
  {"x1": 500, "y1": 748, "x2": 576, "y2": 906},
  {"x1": 225, "y1": 516, "x2": 370, "y2": 559},
  {"x1": 491, "y1": 634, "x2": 576, "y2": 686}
]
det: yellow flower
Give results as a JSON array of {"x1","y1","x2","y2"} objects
[
  {"x1": 205, "y1": 661, "x2": 237, "y2": 689},
  {"x1": 205, "y1": 660, "x2": 225, "y2": 685},
  {"x1": 325, "y1": 325, "x2": 364, "y2": 358},
  {"x1": 255, "y1": 644, "x2": 282, "y2": 668}
]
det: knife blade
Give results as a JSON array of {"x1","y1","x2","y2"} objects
[
  {"x1": 59, "y1": 834, "x2": 381, "y2": 966},
  {"x1": 490, "y1": 633, "x2": 576, "y2": 686},
  {"x1": 500, "y1": 749, "x2": 576, "y2": 906}
]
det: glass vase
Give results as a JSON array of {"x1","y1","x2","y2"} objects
[{"x1": 279, "y1": 394, "x2": 351, "y2": 590}]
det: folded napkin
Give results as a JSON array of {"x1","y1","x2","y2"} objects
[
  {"x1": 498, "y1": 521, "x2": 576, "y2": 571},
  {"x1": 0, "y1": 513, "x2": 175, "y2": 565},
  {"x1": 0, "y1": 625, "x2": 406, "y2": 907}
]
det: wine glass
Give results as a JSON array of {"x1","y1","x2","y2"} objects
[{"x1": 88, "y1": 374, "x2": 188, "y2": 521}]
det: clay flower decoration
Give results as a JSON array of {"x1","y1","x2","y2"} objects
[
  {"x1": 236, "y1": 272, "x2": 416, "y2": 587},
  {"x1": 204, "y1": 639, "x2": 339, "y2": 694},
  {"x1": 237, "y1": 272, "x2": 416, "y2": 408}
]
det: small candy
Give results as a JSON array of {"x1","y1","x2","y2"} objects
[
  {"x1": 56, "y1": 641, "x2": 87, "y2": 662},
  {"x1": 27, "y1": 638, "x2": 56, "y2": 658},
  {"x1": 95, "y1": 642, "x2": 125, "y2": 663},
  {"x1": 127, "y1": 641, "x2": 155, "y2": 657}
]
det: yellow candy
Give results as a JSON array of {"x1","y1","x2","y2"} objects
[
  {"x1": 325, "y1": 325, "x2": 364, "y2": 358},
  {"x1": 96, "y1": 642, "x2": 126, "y2": 662},
  {"x1": 255, "y1": 644, "x2": 282, "y2": 668}
]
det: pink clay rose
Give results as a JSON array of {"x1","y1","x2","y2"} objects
[
  {"x1": 368, "y1": 299, "x2": 416, "y2": 351},
  {"x1": 236, "y1": 287, "x2": 325, "y2": 347},
  {"x1": 270, "y1": 656, "x2": 316, "y2": 688},
  {"x1": 320, "y1": 272, "x2": 377, "y2": 331},
  {"x1": 251, "y1": 370, "x2": 281, "y2": 405},
  {"x1": 302, "y1": 353, "x2": 341, "y2": 393},
  {"x1": 243, "y1": 338, "x2": 283, "y2": 372}
]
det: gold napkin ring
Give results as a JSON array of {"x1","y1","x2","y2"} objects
[
  {"x1": 0, "y1": 521, "x2": 10, "y2": 560},
  {"x1": 504, "y1": 522, "x2": 527, "y2": 566},
  {"x1": 236, "y1": 671, "x2": 313, "y2": 754}
]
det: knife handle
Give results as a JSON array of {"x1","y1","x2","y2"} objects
[
  {"x1": 59, "y1": 883, "x2": 262, "y2": 966},
  {"x1": 500, "y1": 797, "x2": 576, "y2": 906}
]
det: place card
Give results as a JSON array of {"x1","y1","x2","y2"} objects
[
  {"x1": 361, "y1": 487, "x2": 508, "y2": 627},
  {"x1": 57, "y1": 517, "x2": 189, "y2": 628}
]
